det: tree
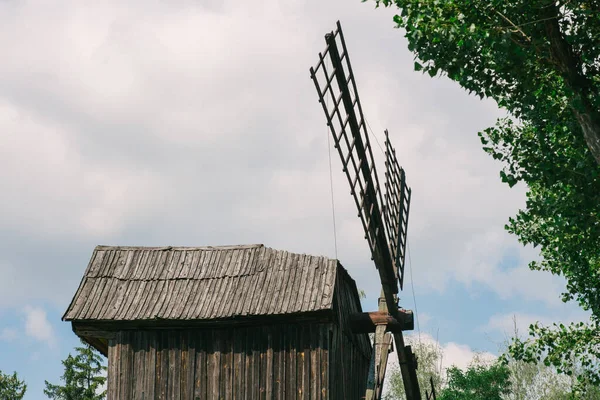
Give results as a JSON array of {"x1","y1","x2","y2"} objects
[
  {"x1": 0, "y1": 370, "x2": 26, "y2": 400},
  {"x1": 368, "y1": 0, "x2": 600, "y2": 389},
  {"x1": 384, "y1": 336, "x2": 443, "y2": 399},
  {"x1": 369, "y1": 0, "x2": 600, "y2": 165},
  {"x1": 44, "y1": 342, "x2": 107, "y2": 400},
  {"x1": 438, "y1": 361, "x2": 512, "y2": 400},
  {"x1": 502, "y1": 347, "x2": 600, "y2": 400}
]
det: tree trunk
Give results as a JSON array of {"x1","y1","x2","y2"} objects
[
  {"x1": 544, "y1": 5, "x2": 600, "y2": 165},
  {"x1": 574, "y1": 110, "x2": 600, "y2": 165}
]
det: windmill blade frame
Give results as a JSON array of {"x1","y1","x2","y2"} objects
[
  {"x1": 309, "y1": 22, "x2": 397, "y2": 297},
  {"x1": 383, "y1": 130, "x2": 412, "y2": 290},
  {"x1": 310, "y1": 21, "x2": 421, "y2": 400}
]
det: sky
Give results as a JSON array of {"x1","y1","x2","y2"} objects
[{"x1": 0, "y1": 0, "x2": 589, "y2": 398}]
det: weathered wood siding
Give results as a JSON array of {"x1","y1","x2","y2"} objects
[
  {"x1": 328, "y1": 267, "x2": 372, "y2": 399},
  {"x1": 108, "y1": 324, "x2": 336, "y2": 400}
]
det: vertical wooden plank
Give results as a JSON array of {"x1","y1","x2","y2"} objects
[
  {"x1": 258, "y1": 327, "x2": 266, "y2": 400},
  {"x1": 310, "y1": 326, "x2": 318, "y2": 400},
  {"x1": 244, "y1": 328, "x2": 252, "y2": 400},
  {"x1": 168, "y1": 333, "x2": 181, "y2": 400},
  {"x1": 330, "y1": 327, "x2": 337, "y2": 400},
  {"x1": 272, "y1": 326, "x2": 281, "y2": 400},
  {"x1": 157, "y1": 331, "x2": 169, "y2": 400},
  {"x1": 279, "y1": 325, "x2": 287, "y2": 400},
  {"x1": 134, "y1": 331, "x2": 146, "y2": 400},
  {"x1": 120, "y1": 331, "x2": 132, "y2": 400},
  {"x1": 302, "y1": 326, "x2": 310, "y2": 400},
  {"x1": 297, "y1": 326, "x2": 305, "y2": 400},
  {"x1": 320, "y1": 326, "x2": 329, "y2": 400},
  {"x1": 232, "y1": 327, "x2": 243, "y2": 400},
  {"x1": 265, "y1": 328, "x2": 273, "y2": 400},
  {"x1": 155, "y1": 331, "x2": 162, "y2": 400},
  {"x1": 207, "y1": 330, "x2": 214, "y2": 400},
  {"x1": 115, "y1": 333, "x2": 122, "y2": 400},
  {"x1": 285, "y1": 325, "x2": 293, "y2": 400},
  {"x1": 253, "y1": 328, "x2": 260, "y2": 400},
  {"x1": 147, "y1": 331, "x2": 157, "y2": 400},
  {"x1": 225, "y1": 329, "x2": 234, "y2": 400},
  {"x1": 107, "y1": 339, "x2": 117, "y2": 400},
  {"x1": 183, "y1": 330, "x2": 196, "y2": 400},
  {"x1": 180, "y1": 331, "x2": 189, "y2": 400},
  {"x1": 194, "y1": 330, "x2": 207, "y2": 400},
  {"x1": 210, "y1": 330, "x2": 221, "y2": 400}
]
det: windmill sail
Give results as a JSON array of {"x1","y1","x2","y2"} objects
[
  {"x1": 310, "y1": 22, "x2": 397, "y2": 296},
  {"x1": 383, "y1": 130, "x2": 412, "y2": 290},
  {"x1": 310, "y1": 21, "x2": 421, "y2": 400}
]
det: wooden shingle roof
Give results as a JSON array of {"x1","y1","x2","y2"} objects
[{"x1": 63, "y1": 244, "x2": 341, "y2": 322}]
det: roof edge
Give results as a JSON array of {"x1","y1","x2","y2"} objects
[{"x1": 94, "y1": 244, "x2": 265, "y2": 251}]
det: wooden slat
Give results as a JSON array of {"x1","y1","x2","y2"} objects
[
  {"x1": 66, "y1": 246, "x2": 346, "y2": 322},
  {"x1": 120, "y1": 331, "x2": 132, "y2": 399},
  {"x1": 310, "y1": 325, "x2": 319, "y2": 400},
  {"x1": 146, "y1": 332, "x2": 156, "y2": 400},
  {"x1": 265, "y1": 329, "x2": 273, "y2": 400},
  {"x1": 107, "y1": 339, "x2": 117, "y2": 400},
  {"x1": 132, "y1": 331, "x2": 145, "y2": 399},
  {"x1": 233, "y1": 328, "x2": 244, "y2": 400},
  {"x1": 276, "y1": 252, "x2": 297, "y2": 314},
  {"x1": 252, "y1": 328, "x2": 260, "y2": 399},
  {"x1": 194, "y1": 331, "x2": 207, "y2": 400},
  {"x1": 223, "y1": 330, "x2": 233, "y2": 400},
  {"x1": 158, "y1": 331, "x2": 169, "y2": 400}
]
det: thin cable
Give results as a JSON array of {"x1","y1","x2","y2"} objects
[
  {"x1": 365, "y1": 118, "x2": 385, "y2": 156},
  {"x1": 325, "y1": 59, "x2": 339, "y2": 260},
  {"x1": 407, "y1": 238, "x2": 421, "y2": 347},
  {"x1": 326, "y1": 129, "x2": 339, "y2": 260}
]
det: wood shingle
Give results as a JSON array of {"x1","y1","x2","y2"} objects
[{"x1": 63, "y1": 244, "x2": 340, "y2": 322}]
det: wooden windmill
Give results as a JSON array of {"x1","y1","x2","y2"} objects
[{"x1": 310, "y1": 21, "x2": 422, "y2": 400}]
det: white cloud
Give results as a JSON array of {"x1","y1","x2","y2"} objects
[
  {"x1": 23, "y1": 306, "x2": 56, "y2": 348},
  {"x1": 481, "y1": 310, "x2": 592, "y2": 340},
  {"x1": 411, "y1": 333, "x2": 496, "y2": 371},
  {"x1": 441, "y1": 341, "x2": 496, "y2": 371},
  {"x1": 0, "y1": 0, "x2": 561, "y2": 323},
  {"x1": 453, "y1": 229, "x2": 566, "y2": 306}
]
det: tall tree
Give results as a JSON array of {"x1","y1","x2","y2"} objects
[
  {"x1": 438, "y1": 361, "x2": 512, "y2": 400},
  {"x1": 369, "y1": 0, "x2": 600, "y2": 165},
  {"x1": 0, "y1": 370, "x2": 26, "y2": 400},
  {"x1": 368, "y1": 0, "x2": 600, "y2": 389},
  {"x1": 44, "y1": 342, "x2": 107, "y2": 400},
  {"x1": 384, "y1": 337, "x2": 444, "y2": 399}
]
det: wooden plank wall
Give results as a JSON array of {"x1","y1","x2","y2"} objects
[
  {"x1": 107, "y1": 324, "x2": 336, "y2": 400},
  {"x1": 328, "y1": 270, "x2": 372, "y2": 400}
]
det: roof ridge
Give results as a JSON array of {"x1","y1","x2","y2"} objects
[{"x1": 94, "y1": 244, "x2": 265, "y2": 251}]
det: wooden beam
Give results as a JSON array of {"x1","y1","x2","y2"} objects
[{"x1": 349, "y1": 309, "x2": 414, "y2": 334}]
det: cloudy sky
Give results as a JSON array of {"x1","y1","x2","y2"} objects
[{"x1": 0, "y1": 0, "x2": 588, "y2": 398}]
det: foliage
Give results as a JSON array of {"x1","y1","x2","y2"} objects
[
  {"x1": 507, "y1": 321, "x2": 600, "y2": 394},
  {"x1": 438, "y1": 361, "x2": 511, "y2": 400},
  {"x1": 368, "y1": 0, "x2": 600, "y2": 388},
  {"x1": 369, "y1": 0, "x2": 600, "y2": 164},
  {"x1": 0, "y1": 370, "x2": 26, "y2": 400},
  {"x1": 44, "y1": 342, "x2": 107, "y2": 400},
  {"x1": 384, "y1": 336, "x2": 443, "y2": 399},
  {"x1": 502, "y1": 344, "x2": 600, "y2": 400}
]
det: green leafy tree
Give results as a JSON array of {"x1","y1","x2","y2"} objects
[
  {"x1": 44, "y1": 342, "x2": 107, "y2": 400},
  {"x1": 0, "y1": 370, "x2": 26, "y2": 400},
  {"x1": 384, "y1": 337, "x2": 443, "y2": 399},
  {"x1": 368, "y1": 0, "x2": 600, "y2": 389},
  {"x1": 438, "y1": 361, "x2": 512, "y2": 400},
  {"x1": 369, "y1": 0, "x2": 600, "y2": 165}
]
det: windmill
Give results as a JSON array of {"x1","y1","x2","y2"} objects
[{"x1": 310, "y1": 21, "x2": 422, "y2": 400}]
